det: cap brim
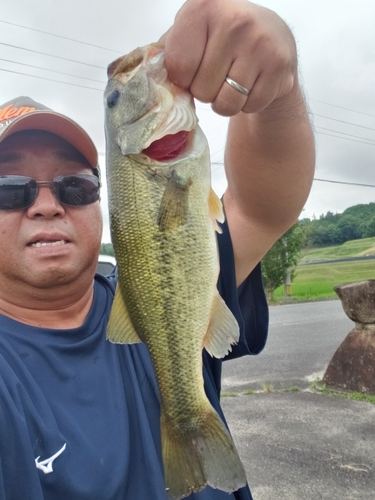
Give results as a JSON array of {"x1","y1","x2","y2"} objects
[{"x1": 0, "y1": 111, "x2": 98, "y2": 170}]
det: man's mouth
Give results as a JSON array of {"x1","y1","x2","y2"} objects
[{"x1": 28, "y1": 240, "x2": 68, "y2": 248}]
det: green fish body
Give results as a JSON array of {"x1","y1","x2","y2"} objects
[{"x1": 104, "y1": 44, "x2": 246, "y2": 499}]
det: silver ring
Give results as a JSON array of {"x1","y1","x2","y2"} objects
[{"x1": 225, "y1": 77, "x2": 250, "y2": 96}]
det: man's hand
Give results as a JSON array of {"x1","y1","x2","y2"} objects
[
  {"x1": 161, "y1": 0, "x2": 315, "y2": 286},
  {"x1": 161, "y1": 0, "x2": 298, "y2": 117}
]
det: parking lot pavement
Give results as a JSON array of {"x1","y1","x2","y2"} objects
[{"x1": 222, "y1": 390, "x2": 375, "y2": 499}]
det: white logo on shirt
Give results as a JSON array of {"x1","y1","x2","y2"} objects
[{"x1": 35, "y1": 443, "x2": 67, "y2": 474}]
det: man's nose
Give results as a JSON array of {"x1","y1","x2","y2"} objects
[{"x1": 26, "y1": 184, "x2": 66, "y2": 218}]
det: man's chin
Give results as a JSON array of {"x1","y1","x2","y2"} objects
[{"x1": 27, "y1": 263, "x2": 95, "y2": 289}]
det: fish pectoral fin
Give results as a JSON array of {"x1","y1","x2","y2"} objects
[
  {"x1": 203, "y1": 292, "x2": 240, "y2": 358},
  {"x1": 106, "y1": 285, "x2": 142, "y2": 344},
  {"x1": 157, "y1": 170, "x2": 192, "y2": 231},
  {"x1": 208, "y1": 188, "x2": 224, "y2": 234}
]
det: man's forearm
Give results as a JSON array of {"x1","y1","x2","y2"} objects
[{"x1": 224, "y1": 80, "x2": 315, "y2": 233}]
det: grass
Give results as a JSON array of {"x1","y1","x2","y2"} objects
[
  {"x1": 309, "y1": 378, "x2": 375, "y2": 405},
  {"x1": 223, "y1": 380, "x2": 374, "y2": 404},
  {"x1": 261, "y1": 382, "x2": 274, "y2": 393},
  {"x1": 273, "y1": 258, "x2": 375, "y2": 301},
  {"x1": 222, "y1": 385, "x2": 299, "y2": 397}
]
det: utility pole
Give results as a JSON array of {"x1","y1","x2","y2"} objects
[{"x1": 284, "y1": 269, "x2": 292, "y2": 298}]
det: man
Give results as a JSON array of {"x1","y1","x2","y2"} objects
[{"x1": 0, "y1": 0, "x2": 315, "y2": 498}]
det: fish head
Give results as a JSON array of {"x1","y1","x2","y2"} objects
[{"x1": 104, "y1": 44, "x2": 198, "y2": 164}]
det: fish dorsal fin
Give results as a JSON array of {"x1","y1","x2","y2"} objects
[
  {"x1": 158, "y1": 170, "x2": 192, "y2": 231},
  {"x1": 203, "y1": 292, "x2": 240, "y2": 358},
  {"x1": 107, "y1": 285, "x2": 142, "y2": 344},
  {"x1": 208, "y1": 189, "x2": 224, "y2": 234}
]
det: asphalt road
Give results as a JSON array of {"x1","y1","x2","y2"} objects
[
  {"x1": 220, "y1": 300, "x2": 375, "y2": 500},
  {"x1": 222, "y1": 299, "x2": 354, "y2": 392}
]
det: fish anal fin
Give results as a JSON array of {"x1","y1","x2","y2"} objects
[
  {"x1": 208, "y1": 188, "x2": 224, "y2": 234},
  {"x1": 107, "y1": 285, "x2": 142, "y2": 344},
  {"x1": 203, "y1": 292, "x2": 240, "y2": 358},
  {"x1": 162, "y1": 405, "x2": 246, "y2": 499},
  {"x1": 158, "y1": 170, "x2": 192, "y2": 231}
]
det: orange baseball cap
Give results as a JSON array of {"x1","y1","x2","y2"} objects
[{"x1": 0, "y1": 96, "x2": 99, "y2": 177}]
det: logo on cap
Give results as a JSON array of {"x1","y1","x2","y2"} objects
[{"x1": 0, "y1": 104, "x2": 36, "y2": 123}]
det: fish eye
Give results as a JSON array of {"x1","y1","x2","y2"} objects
[{"x1": 107, "y1": 90, "x2": 120, "y2": 109}]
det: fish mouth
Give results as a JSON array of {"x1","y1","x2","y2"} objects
[
  {"x1": 138, "y1": 83, "x2": 198, "y2": 163},
  {"x1": 141, "y1": 130, "x2": 189, "y2": 162}
]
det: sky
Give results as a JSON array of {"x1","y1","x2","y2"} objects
[{"x1": 0, "y1": 0, "x2": 374, "y2": 242}]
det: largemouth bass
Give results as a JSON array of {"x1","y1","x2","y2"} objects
[{"x1": 104, "y1": 44, "x2": 246, "y2": 499}]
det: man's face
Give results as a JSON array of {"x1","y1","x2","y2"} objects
[{"x1": 0, "y1": 130, "x2": 103, "y2": 295}]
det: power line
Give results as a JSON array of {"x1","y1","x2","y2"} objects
[
  {"x1": 1, "y1": 20, "x2": 375, "y2": 129},
  {"x1": 0, "y1": 42, "x2": 106, "y2": 70},
  {"x1": 314, "y1": 113, "x2": 375, "y2": 132},
  {"x1": 97, "y1": 158, "x2": 375, "y2": 189},
  {"x1": 311, "y1": 99, "x2": 375, "y2": 119},
  {"x1": 314, "y1": 178, "x2": 375, "y2": 188},
  {"x1": 315, "y1": 126, "x2": 375, "y2": 144},
  {"x1": 210, "y1": 124, "x2": 375, "y2": 158},
  {"x1": 211, "y1": 162, "x2": 225, "y2": 173},
  {"x1": 210, "y1": 146, "x2": 225, "y2": 157},
  {"x1": 2, "y1": 41, "x2": 375, "y2": 141},
  {"x1": 316, "y1": 130, "x2": 375, "y2": 147},
  {"x1": 0, "y1": 19, "x2": 123, "y2": 55},
  {"x1": 3, "y1": 60, "x2": 375, "y2": 145},
  {"x1": 0, "y1": 67, "x2": 102, "y2": 92},
  {"x1": 209, "y1": 163, "x2": 375, "y2": 188},
  {"x1": 1, "y1": 37, "x2": 374, "y2": 153},
  {"x1": 0, "y1": 57, "x2": 106, "y2": 84}
]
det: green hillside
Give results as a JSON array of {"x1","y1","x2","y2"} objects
[
  {"x1": 300, "y1": 237, "x2": 375, "y2": 264},
  {"x1": 302, "y1": 202, "x2": 375, "y2": 247},
  {"x1": 273, "y1": 237, "x2": 375, "y2": 301}
]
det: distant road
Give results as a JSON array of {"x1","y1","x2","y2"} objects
[
  {"x1": 303, "y1": 255, "x2": 375, "y2": 265},
  {"x1": 222, "y1": 300, "x2": 353, "y2": 392}
]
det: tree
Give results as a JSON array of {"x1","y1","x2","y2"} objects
[
  {"x1": 303, "y1": 203, "x2": 375, "y2": 248},
  {"x1": 261, "y1": 223, "x2": 306, "y2": 301},
  {"x1": 306, "y1": 223, "x2": 339, "y2": 247},
  {"x1": 336, "y1": 215, "x2": 361, "y2": 243},
  {"x1": 360, "y1": 215, "x2": 375, "y2": 238}
]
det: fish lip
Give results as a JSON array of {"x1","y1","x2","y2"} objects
[{"x1": 27, "y1": 233, "x2": 71, "y2": 246}]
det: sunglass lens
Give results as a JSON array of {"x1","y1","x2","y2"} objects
[
  {"x1": 55, "y1": 175, "x2": 100, "y2": 206},
  {"x1": 0, "y1": 176, "x2": 37, "y2": 210}
]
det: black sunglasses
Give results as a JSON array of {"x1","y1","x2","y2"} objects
[{"x1": 0, "y1": 174, "x2": 100, "y2": 210}]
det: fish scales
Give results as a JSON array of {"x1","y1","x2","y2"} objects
[
  {"x1": 110, "y1": 148, "x2": 216, "y2": 411},
  {"x1": 104, "y1": 43, "x2": 247, "y2": 499}
]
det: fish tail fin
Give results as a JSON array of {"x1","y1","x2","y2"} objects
[{"x1": 161, "y1": 406, "x2": 247, "y2": 499}]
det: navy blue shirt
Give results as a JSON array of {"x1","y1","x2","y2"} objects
[{"x1": 0, "y1": 221, "x2": 268, "y2": 500}]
